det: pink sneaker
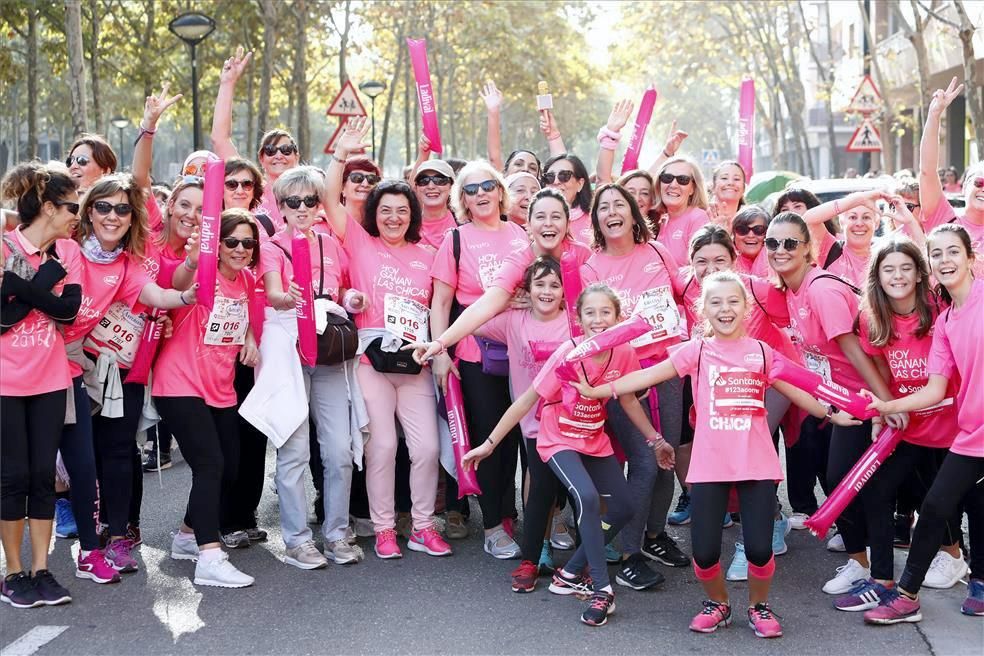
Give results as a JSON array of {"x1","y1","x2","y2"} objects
[
  {"x1": 689, "y1": 600, "x2": 731, "y2": 633},
  {"x1": 407, "y1": 527, "x2": 452, "y2": 557},
  {"x1": 104, "y1": 538, "x2": 139, "y2": 573},
  {"x1": 76, "y1": 549, "x2": 121, "y2": 584},
  {"x1": 863, "y1": 589, "x2": 922, "y2": 624},
  {"x1": 747, "y1": 603, "x2": 783, "y2": 638},
  {"x1": 374, "y1": 529, "x2": 403, "y2": 560}
]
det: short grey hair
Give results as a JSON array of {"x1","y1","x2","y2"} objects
[{"x1": 272, "y1": 165, "x2": 323, "y2": 204}]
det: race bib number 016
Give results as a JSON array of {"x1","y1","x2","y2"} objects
[
  {"x1": 204, "y1": 297, "x2": 248, "y2": 346},
  {"x1": 91, "y1": 301, "x2": 144, "y2": 363},
  {"x1": 630, "y1": 286, "x2": 681, "y2": 347},
  {"x1": 384, "y1": 294, "x2": 429, "y2": 343}
]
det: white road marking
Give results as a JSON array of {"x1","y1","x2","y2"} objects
[
  {"x1": 1, "y1": 625, "x2": 68, "y2": 656},
  {"x1": 142, "y1": 544, "x2": 204, "y2": 642}
]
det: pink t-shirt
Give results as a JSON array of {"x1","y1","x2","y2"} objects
[
  {"x1": 569, "y1": 207, "x2": 594, "y2": 246},
  {"x1": 655, "y1": 207, "x2": 709, "y2": 266},
  {"x1": 492, "y1": 240, "x2": 592, "y2": 295},
  {"x1": 784, "y1": 266, "x2": 866, "y2": 391},
  {"x1": 669, "y1": 336, "x2": 784, "y2": 483},
  {"x1": 858, "y1": 308, "x2": 958, "y2": 449},
  {"x1": 340, "y1": 216, "x2": 434, "y2": 332},
  {"x1": 152, "y1": 239, "x2": 185, "y2": 290},
  {"x1": 0, "y1": 230, "x2": 82, "y2": 396},
  {"x1": 258, "y1": 187, "x2": 287, "y2": 236},
  {"x1": 927, "y1": 279, "x2": 984, "y2": 457},
  {"x1": 921, "y1": 201, "x2": 984, "y2": 280},
  {"x1": 533, "y1": 340, "x2": 640, "y2": 462},
  {"x1": 581, "y1": 241, "x2": 682, "y2": 360},
  {"x1": 419, "y1": 211, "x2": 458, "y2": 252},
  {"x1": 480, "y1": 309, "x2": 571, "y2": 438},
  {"x1": 734, "y1": 247, "x2": 770, "y2": 279},
  {"x1": 819, "y1": 232, "x2": 869, "y2": 289},
  {"x1": 152, "y1": 269, "x2": 254, "y2": 407},
  {"x1": 259, "y1": 230, "x2": 347, "y2": 304},
  {"x1": 146, "y1": 197, "x2": 163, "y2": 234},
  {"x1": 431, "y1": 221, "x2": 529, "y2": 362}
]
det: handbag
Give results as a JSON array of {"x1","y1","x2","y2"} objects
[{"x1": 364, "y1": 337, "x2": 422, "y2": 375}]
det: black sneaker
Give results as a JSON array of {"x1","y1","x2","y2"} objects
[
  {"x1": 615, "y1": 553, "x2": 665, "y2": 590},
  {"x1": 32, "y1": 570, "x2": 71, "y2": 606},
  {"x1": 1, "y1": 572, "x2": 43, "y2": 609},
  {"x1": 245, "y1": 528, "x2": 268, "y2": 542},
  {"x1": 642, "y1": 531, "x2": 691, "y2": 567},
  {"x1": 548, "y1": 569, "x2": 593, "y2": 596},
  {"x1": 893, "y1": 513, "x2": 913, "y2": 549},
  {"x1": 143, "y1": 450, "x2": 172, "y2": 472},
  {"x1": 581, "y1": 591, "x2": 616, "y2": 626}
]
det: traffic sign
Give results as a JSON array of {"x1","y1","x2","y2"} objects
[
  {"x1": 845, "y1": 118, "x2": 882, "y2": 152},
  {"x1": 846, "y1": 75, "x2": 882, "y2": 114},
  {"x1": 326, "y1": 80, "x2": 367, "y2": 117},
  {"x1": 701, "y1": 148, "x2": 720, "y2": 165},
  {"x1": 323, "y1": 117, "x2": 366, "y2": 155}
]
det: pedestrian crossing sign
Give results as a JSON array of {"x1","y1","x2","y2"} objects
[{"x1": 845, "y1": 118, "x2": 882, "y2": 152}]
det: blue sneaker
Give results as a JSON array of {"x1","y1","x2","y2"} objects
[
  {"x1": 54, "y1": 499, "x2": 77, "y2": 539},
  {"x1": 605, "y1": 539, "x2": 621, "y2": 564},
  {"x1": 668, "y1": 492, "x2": 691, "y2": 525},
  {"x1": 773, "y1": 515, "x2": 789, "y2": 555},
  {"x1": 538, "y1": 539, "x2": 555, "y2": 575},
  {"x1": 726, "y1": 542, "x2": 748, "y2": 581},
  {"x1": 723, "y1": 512, "x2": 734, "y2": 528},
  {"x1": 834, "y1": 578, "x2": 893, "y2": 612},
  {"x1": 962, "y1": 578, "x2": 984, "y2": 616}
]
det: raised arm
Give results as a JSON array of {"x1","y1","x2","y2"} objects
[
  {"x1": 572, "y1": 357, "x2": 679, "y2": 399},
  {"x1": 920, "y1": 77, "x2": 963, "y2": 219},
  {"x1": 137, "y1": 281, "x2": 196, "y2": 310},
  {"x1": 646, "y1": 120, "x2": 688, "y2": 176},
  {"x1": 595, "y1": 99, "x2": 633, "y2": 183},
  {"x1": 132, "y1": 84, "x2": 183, "y2": 190},
  {"x1": 539, "y1": 109, "x2": 567, "y2": 156},
  {"x1": 887, "y1": 194, "x2": 926, "y2": 247},
  {"x1": 210, "y1": 47, "x2": 252, "y2": 161},
  {"x1": 410, "y1": 134, "x2": 432, "y2": 180},
  {"x1": 480, "y1": 81, "x2": 504, "y2": 171},
  {"x1": 322, "y1": 117, "x2": 371, "y2": 240}
]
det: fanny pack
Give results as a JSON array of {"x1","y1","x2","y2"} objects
[{"x1": 364, "y1": 337, "x2": 423, "y2": 375}]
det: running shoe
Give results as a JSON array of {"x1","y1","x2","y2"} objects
[
  {"x1": 538, "y1": 540, "x2": 555, "y2": 575},
  {"x1": 722, "y1": 512, "x2": 734, "y2": 529},
  {"x1": 76, "y1": 549, "x2": 121, "y2": 584},
  {"x1": 126, "y1": 523, "x2": 142, "y2": 546},
  {"x1": 641, "y1": 532, "x2": 690, "y2": 567},
  {"x1": 284, "y1": 540, "x2": 329, "y2": 569},
  {"x1": 822, "y1": 558, "x2": 870, "y2": 594},
  {"x1": 1, "y1": 572, "x2": 43, "y2": 609},
  {"x1": 689, "y1": 600, "x2": 731, "y2": 633},
  {"x1": 788, "y1": 512, "x2": 810, "y2": 530},
  {"x1": 194, "y1": 552, "x2": 254, "y2": 588},
  {"x1": 863, "y1": 588, "x2": 921, "y2": 624},
  {"x1": 245, "y1": 527, "x2": 268, "y2": 543},
  {"x1": 511, "y1": 560, "x2": 539, "y2": 593},
  {"x1": 668, "y1": 491, "x2": 691, "y2": 525},
  {"x1": 604, "y1": 539, "x2": 621, "y2": 564},
  {"x1": 445, "y1": 511, "x2": 469, "y2": 540},
  {"x1": 374, "y1": 529, "x2": 403, "y2": 559},
  {"x1": 581, "y1": 591, "x2": 615, "y2": 627},
  {"x1": 408, "y1": 527, "x2": 452, "y2": 557},
  {"x1": 142, "y1": 449, "x2": 172, "y2": 472},
  {"x1": 54, "y1": 498, "x2": 77, "y2": 538},
  {"x1": 923, "y1": 550, "x2": 968, "y2": 589},
  {"x1": 483, "y1": 528, "x2": 519, "y2": 559},
  {"x1": 773, "y1": 515, "x2": 789, "y2": 556},
  {"x1": 221, "y1": 531, "x2": 251, "y2": 549},
  {"x1": 727, "y1": 542, "x2": 748, "y2": 582},
  {"x1": 615, "y1": 553, "x2": 665, "y2": 590},
  {"x1": 32, "y1": 570, "x2": 72, "y2": 606},
  {"x1": 747, "y1": 603, "x2": 783, "y2": 638},
  {"x1": 893, "y1": 512, "x2": 913, "y2": 549},
  {"x1": 324, "y1": 539, "x2": 364, "y2": 565},
  {"x1": 834, "y1": 578, "x2": 893, "y2": 611},
  {"x1": 104, "y1": 538, "x2": 139, "y2": 573},
  {"x1": 826, "y1": 532, "x2": 846, "y2": 552},
  {"x1": 549, "y1": 514, "x2": 575, "y2": 550},
  {"x1": 961, "y1": 578, "x2": 984, "y2": 616},
  {"x1": 170, "y1": 532, "x2": 199, "y2": 561},
  {"x1": 548, "y1": 569, "x2": 593, "y2": 596}
]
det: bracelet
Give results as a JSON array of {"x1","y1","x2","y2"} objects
[
  {"x1": 662, "y1": 149, "x2": 672, "y2": 158},
  {"x1": 183, "y1": 257, "x2": 198, "y2": 271},
  {"x1": 179, "y1": 290, "x2": 190, "y2": 306},
  {"x1": 646, "y1": 434, "x2": 664, "y2": 448},
  {"x1": 610, "y1": 382, "x2": 618, "y2": 400},
  {"x1": 331, "y1": 154, "x2": 346, "y2": 165},
  {"x1": 818, "y1": 403, "x2": 835, "y2": 428},
  {"x1": 598, "y1": 136, "x2": 620, "y2": 151},
  {"x1": 833, "y1": 200, "x2": 842, "y2": 215},
  {"x1": 434, "y1": 338, "x2": 447, "y2": 355}
]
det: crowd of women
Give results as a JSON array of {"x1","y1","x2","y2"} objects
[{"x1": 1, "y1": 53, "x2": 981, "y2": 637}]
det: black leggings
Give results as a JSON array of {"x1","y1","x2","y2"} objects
[
  {"x1": 786, "y1": 415, "x2": 832, "y2": 514},
  {"x1": 691, "y1": 480, "x2": 775, "y2": 569},
  {"x1": 1, "y1": 390, "x2": 67, "y2": 521},
  {"x1": 548, "y1": 450, "x2": 633, "y2": 590},
  {"x1": 519, "y1": 437, "x2": 569, "y2": 562},
  {"x1": 861, "y1": 442, "x2": 960, "y2": 581},
  {"x1": 224, "y1": 362, "x2": 268, "y2": 532},
  {"x1": 460, "y1": 361, "x2": 521, "y2": 530},
  {"x1": 826, "y1": 420, "x2": 873, "y2": 553},
  {"x1": 92, "y1": 373, "x2": 144, "y2": 536},
  {"x1": 60, "y1": 376, "x2": 101, "y2": 550},
  {"x1": 900, "y1": 452, "x2": 984, "y2": 593},
  {"x1": 154, "y1": 396, "x2": 239, "y2": 546}
]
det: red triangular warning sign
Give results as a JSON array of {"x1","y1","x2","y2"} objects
[
  {"x1": 323, "y1": 117, "x2": 366, "y2": 155},
  {"x1": 326, "y1": 80, "x2": 367, "y2": 117},
  {"x1": 845, "y1": 118, "x2": 882, "y2": 152},
  {"x1": 846, "y1": 75, "x2": 882, "y2": 114}
]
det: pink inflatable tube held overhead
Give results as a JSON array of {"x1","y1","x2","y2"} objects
[
  {"x1": 560, "y1": 250, "x2": 584, "y2": 338},
  {"x1": 196, "y1": 157, "x2": 224, "y2": 312},
  {"x1": 291, "y1": 234, "x2": 318, "y2": 367},
  {"x1": 445, "y1": 365, "x2": 482, "y2": 497},
  {"x1": 738, "y1": 78, "x2": 755, "y2": 179},
  {"x1": 620, "y1": 86, "x2": 657, "y2": 173},
  {"x1": 407, "y1": 38, "x2": 443, "y2": 154},
  {"x1": 771, "y1": 353, "x2": 877, "y2": 421}
]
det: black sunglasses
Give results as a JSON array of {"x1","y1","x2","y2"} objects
[
  {"x1": 542, "y1": 170, "x2": 575, "y2": 185},
  {"x1": 262, "y1": 143, "x2": 298, "y2": 157},
  {"x1": 462, "y1": 179, "x2": 498, "y2": 196},
  {"x1": 222, "y1": 237, "x2": 257, "y2": 250},
  {"x1": 92, "y1": 201, "x2": 133, "y2": 216},
  {"x1": 658, "y1": 172, "x2": 693, "y2": 186},
  {"x1": 764, "y1": 236, "x2": 806, "y2": 252},
  {"x1": 734, "y1": 224, "x2": 767, "y2": 237},
  {"x1": 415, "y1": 174, "x2": 452, "y2": 187},
  {"x1": 347, "y1": 172, "x2": 380, "y2": 186},
  {"x1": 224, "y1": 179, "x2": 255, "y2": 191},
  {"x1": 54, "y1": 200, "x2": 80, "y2": 215},
  {"x1": 282, "y1": 195, "x2": 319, "y2": 210},
  {"x1": 66, "y1": 154, "x2": 91, "y2": 168}
]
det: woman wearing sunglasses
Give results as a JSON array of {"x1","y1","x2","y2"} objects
[
  {"x1": 542, "y1": 154, "x2": 594, "y2": 245},
  {"x1": 65, "y1": 134, "x2": 117, "y2": 194},
  {"x1": 765, "y1": 211, "x2": 905, "y2": 597},
  {"x1": 731, "y1": 206, "x2": 771, "y2": 278},
  {"x1": 652, "y1": 156, "x2": 711, "y2": 266},
  {"x1": 154, "y1": 209, "x2": 259, "y2": 589},
  {"x1": 0, "y1": 163, "x2": 82, "y2": 609},
  {"x1": 918, "y1": 77, "x2": 984, "y2": 279},
  {"x1": 411, "y1": 156, "x2": 458, "y2": 252},
  {"x1": 339, "y1": 158, "x2": 382, "y2": 225},
  {"x1": 708, "y1": 161, "x2": 747, "y2": 229}
]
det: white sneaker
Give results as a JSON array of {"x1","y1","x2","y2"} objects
[
  {"x1": 483, "y1": 528, "x2": 521, "y2": 559},
  {"x1": 170, "y1": 532, "x2": 199, "y2": 561},
  {"x1": 284, "y1": 540, "x2": 329, "y2": 570},
  {"x1": 549, "y1": 515, "x2": 575, "y2": 550},
  {"x1": 324, "y1": 539, "x2": 364, "y2": 565},
  {"x1": 826, "y1": 533, "x2": 846, "y2": 552},
  {"x1": 923, "y1": 551, "x2": 969, "y2": 589},
  {"x1": 822, "y1": 558, "x2": 870, "y2": 594},
  {"x1": 194, "y1": 552, "x2": 254, "y2": 588},
  {"x1": 788, "y1": 512, "x2": 810, "y2": 530}
]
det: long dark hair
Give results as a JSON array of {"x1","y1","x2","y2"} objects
[
  {"x1": 589, "y1": 183, "x2": 651, "y2": 250},
  {"x1": 861, "y1": 237, "x2": 934, "y2": 347},
  {"x1": 363, "y1": 180, "x2": 422, "y2": 243},
  {"x1": 927, "y1": 224, "x2": 975, "y2": 306},
  {"x1": 543, "y1": 153, "x2": 591, "y2": 213},
  {"x1": 505, "y1": 149, "x2": 541, "y2": 177},
  {"x1": 0, "y1": 161, "x2": 77, "y2": 225},
  {"x1": 769, "y1": 211, "x2": 813, "y2": 290},
  {"x1": 689, "y1": 224, "x2": 737, "y2": 263},
  {"x1": 220, "y1": 208, "x2": 261, "y2": 268}
]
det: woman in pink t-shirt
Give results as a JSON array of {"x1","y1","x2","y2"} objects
[
  {"x1": 464, "y1": 284, "x2": 671, "y2": 626},
  {"x1": 652, "y1": 156, "x2": 711, "y2": 266},
  {"x1": 543, "y1": 154, "x2": 594, "y2": 245},
  {"x1": 731, "y1": 206, "x2": 771, "y2": 279},
  {"x1": 324, "y1": 118, "x2": 450, "y2": 561},
  {"x1": 430, "y1": 161, "x2": 529, "y2": 558},
  {"x1": 505, "y1": 171, "x2": 540, "y2": 227},
  {"x1": 410, "y1": 143, "x2": 458, "y2": 252},
  {"x1": 0, "y1": 163, "x2": 82, "y2": 608},
  {"x1": 575, "y1": 272, "x2": 858, "y2": 638},
  {"x1": 64, "y1": 133, "x2": 116, "y2": 195},
  {"x1": 707, "y1": 161, "x2": 747, "y2": 229},
  {"x1": 862, "y1": 224, "x2": 984, "y2": 624}
]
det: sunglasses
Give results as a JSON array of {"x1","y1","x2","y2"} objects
[
  {"x1": 415, "y1": 174, "x2": 452, "y2": 187},
  {"x1": 973, "y1": 176, "x2": 984, "y2": 189},
  {"x1": 180, "y1": 175, "x2": 203, "y2": 185},
  {"x1": 764, "y1": 236, "x2": 807, "y2": 252},
  {"x1": 262, "y1": 143, "x2": 298, "y2": 157},
  {"x1": 734, "y1": 224, "x2": 767, "y2": 237},
  {"x1": 462, "y1": 179, "x2": 498, "y2": 196},
  {"x1": 221, "y1": 237, "x2": 257, "y2": 250},
  {"x1": 54, "y1": 200, "x2": 80, "y2": 215},
  {"x1": 542, "y1": 170, "x2": 575, "y2": 185},
  {"x1": 890, "y1": 202, "x2": 920, "y2": 213},
  {"x1": 224, "y1": 179, "x2": 255, "y2": 191},
  {"x1": 347, "y1": 172, "x2": 380, "y2": 186},
  {"x1": 658, "y1": 172, "x2": 693, "y2": 186},
  {"x1": 65, "y1": 155, "x2": 91, "y2": 168},
  {"x1": 92, "y1": 201, "x2": 133, "y2": 217},
  {"x1": 282, "y1": 195, "x2": 319, "y2": 210}
]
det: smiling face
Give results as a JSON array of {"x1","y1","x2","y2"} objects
[
  {"x1": 842, "y1": 206, "x2": 878, "y2": 251},
  {"x1": 596, "y1": 188, "x2": 633, "y2": 245},
  {"x1": 578, "y1": 290, "x2": 619, "y2": 337},
  {"x1": 966, "y1": 173, "x2": 984, "y2": 215},
  {"x1": 414, "y1": 172, "x2": 452, "y2": 213},
  {"x1": 218, "y1": 223, "x2": 256, "y2": 276},
  {"x1": 375, "y1": 193, "x2": 412, "y2": 244},
  {"x1": 461, "y1": 171, "x2": 501, "y2": 222},
  {"x1": 734, "y1": 217, "x2": 767, "y2": 260},
  {"x1": 712, "y1": 164, "x2": 745, "y2": 204},
  {"x1": 766, "y1": 221, "x2": 810, "y2": 277},
  {"x1": 47, "y1": 191, "x2": 82, "y2": 239},
  {"x1": 508, "y1": 179, "x2": 539, "y2": 221},
  {"x1": 89, "y1": 190, "x2": 132, "y2": 250},
  {"x1": 224, "y1": 171, "x2": 256, "y2": 210},
  {"x1": 928, "y1": 232, "x2": 974, "y2": 291},
  {"x1": 623, "y1": 176, "x2": 653, "y2": 215},
  {"x1": 692, "y1": 242, "x2": 734, "y2": 282},
  {"x1": 259, "y1": 136, "x2": 299, "y2": 179},
  {"x1": 528, "y1": 196, "x2": 569, "y2": 253},
  {"x1": 506, "y1": 151, "x2": 539, "y2": 176},
  {"x1": 167, "y1": 186, "x2": 203, "y2": 245},
  {"x1": 68, "y1": 144, "x2": 109, "y2": 191},
  {"x1": 529, "y1": 270, "x2": 563, "y2": 316},
  {"x1": 280, "y1": 186, "x2": 318, "y2": 233},
  {"x1": 343, "y1": 169, "x2": 378, "y2": 205},
  {"x1": 878, "y1": 251, "x2": 919, "y2": 305},
  {"x1": 545, "y1": 159, "x2": 584, "y2": 206},
  {"x1": 658, "y1": 161, "x2": 695, "y2": 212},
  {"x1": 701, "y1": 278, "x2": 747, "y2": 338}
]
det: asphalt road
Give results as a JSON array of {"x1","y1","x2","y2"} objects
[{"x1": 1, "y1": 445, "x2": 981, "y2": 656}]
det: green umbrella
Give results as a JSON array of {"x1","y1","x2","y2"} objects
[{"x1": 745, "y1": 170, "x2": 803, "y2": 203}]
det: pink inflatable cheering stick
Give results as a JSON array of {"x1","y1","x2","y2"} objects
[
  {"x1": 529, "y1": 340, "x2": 565, "y2": 363},
  {"x1": 621, "y1": 85, "x2": 658, "y2": 173},
  {"x1": 407, "y1": 38, "x2": 443, "y2": 154},
  {"x1": 805, "y1": 427, "x2": 903, "y2": 538},
  {"x1": 291, "y1": 234, "x2": 318, "y2": 366},
  {"x1": 124, "y1": 309, "x2": 164, "y2": 385},
  {"x1": 196, "y1": 156, "x2": 224, "y2": 312},
  {"x1": 560, "y1": 250, "x2": 584, "y2": 338},
  {"x1": 737, "y1": 78, "x2": 755, "y2": 179},
  {"x1": 771, "y1": 353, "x2": 878, "y2": 421},
  {"x1": 446, "y1": 364, "x2": 482, "y2": 497}
]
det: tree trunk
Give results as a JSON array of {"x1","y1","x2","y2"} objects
[
  {"x1": 378, "y1": 32, "x2": 405, "y2": 170},
  {"x1": 245, "y1": 32, "x2": 257, "y2": 158},
  {"x1": 65, "y1": 0, "x2": 88, "y2": 136},
  {"x1": 141, "y1": 0, "x2": 155, "y2": 99},
  {"x1": 257, "y1": 0, "x2": 278, "y2": 139},
  {"x1": 291, "y1": 0, "x2": 310, "y2": 160},
  {"x1": 336, "y1": 0, "x2": 352, "y2": 87},
  {"x1": 27, "y1": 2, "x2": 38, "y2": 157},
  {"x1": 88, "y1": 0, "x2": 102, "y2": 133},
  {"x1": 953, "y1": 0, "x2": 984, "y2": 159}
]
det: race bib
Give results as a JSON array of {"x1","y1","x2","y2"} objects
[
  {"x1": 803, "y1": 350, "x2": 832, "y2": 385},
  {"x1": 384, "y1": 294, "x2": 429, "y2": 343},
  {"x1": 557, "y1": 396, "x2": 606, "y2": 440},
  {"x1": 710, "y1": 369, "x2": 766, "y2": 417},
  {"x1": 630, "y1": 286, "x2": 681, "y2": 347},
  {"x1": 90, "y1": 301, "x2": 145, "y2": 363},
  {"x1": 204, "y1": 296, "x2": 249, "y2": 346}
]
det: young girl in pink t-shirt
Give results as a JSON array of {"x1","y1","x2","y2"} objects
[
  {"x1": 574, "y1": 272, "x2": 858, "y2": 638},
  {"x1": 463, "y1": 283, "x2": 671, "y2": 627},
  {"x1": 863, "y1": 224, "x2": 984, "y2": 624}
]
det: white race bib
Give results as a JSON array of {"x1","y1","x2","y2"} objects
[
  {"x1": 630, "y1": 286, "x2": 682, "y2": 347},
  {"x1": 804, "y1": 351, "x2": 833, "y2": 385},
  {"x1": 203, "y1": 296, "x2": 248, "y2": 346},
  {"x1": 384, "y1": 294, "x2": 429, "y2": 343},
  {"x1": 90, "y1": 301, "x2": 144, "y2": 363}
]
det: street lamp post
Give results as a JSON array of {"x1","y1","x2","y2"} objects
[
  {"x1": 358, "y1": 80, "x2": 387, "y2": 155},
  {"x1": 111, "y1": 115, "x2": 129, "y2": 169},
  {"x1": 168, "y1": 11, "x2": 216, "y2": 151}
]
